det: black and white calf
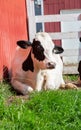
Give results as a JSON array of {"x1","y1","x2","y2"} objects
[
  {"x1": 11, "y1": 32, "x2": 77, "y2": 95},
  {"x1": 77, "y1": 38, "x2": 81, "y2": 84}
]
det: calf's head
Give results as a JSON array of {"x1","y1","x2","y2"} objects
[{"x1": 17, "y1": 32, "x2": 64, "y2": 72}]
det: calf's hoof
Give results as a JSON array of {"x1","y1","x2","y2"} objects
[{"x1": 65, "y1": 83, "x2": 78, "y2": 89}]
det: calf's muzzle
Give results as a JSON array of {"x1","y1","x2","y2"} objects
[{"x1": 47, "y1": 62, "x2": 56, "y2": 69}]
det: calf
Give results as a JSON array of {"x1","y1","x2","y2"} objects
[
  {"x1": 11, "y1": 32, "x2": 77, "y2": 95},
  {"x1": 77, "y1": 38, "x2": 81, "y2": 85},
  {"x1": 77, "y1": 37, "x2": 81, "y2": 86}
]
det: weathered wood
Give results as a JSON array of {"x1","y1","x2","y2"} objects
[
  {"x1": 49, "y1": 31, "x2": 81, "y2": 40},
  {"x1": 63, "y1": 64, "x2": 78, "y2": 74},
  {"x1": 35, "y1": 13, "x2": 81, "y2": 22},
  {"x1": 61, "y1": 49, "x2": 81, "y2": 56}
]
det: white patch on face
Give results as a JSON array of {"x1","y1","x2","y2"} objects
[
  {"x1": 35, "y1": 32, "x2": 54, "y2": 49},
  {"x1": 35, "y1": 32, "x2": 55, "y2": 63}
]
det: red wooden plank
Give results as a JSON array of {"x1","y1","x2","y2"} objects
[
  {"x1": 59, "y1": 2, "x2": 65, "y2": 11},
  {"x1": 65, "y1": 0, "x2": 70, "y2": 9},
  {"x1": 54, "y1": 22, "x2": 60, "y2": 32},
  {"x1": 54, "y1": 4, "x2": 59, "y2": 14},
  {"x1": 44, "y1": 4, "x2": 49, "y2": 14},
  {"x1": 54, "y1": 40, "x2": 61, "y2": 46},
  {"x1": 0, "y1": 0, "x2": 28, "y2": 81},
  {"x1": 74, "y1": 0, "x2": 81, "y2": 8},
  {"x1": 69, "y1": 0, "x2": 75, "y2": 9},
  {"x1": 49, "y1": 4, "x2": 54, "y2": 14},
  {"x1": 45, "y1": 23, "x2": 50, "y2": 32},
  {"x1": 48, "y1": 23, "x2": 53, "y2": 32}
]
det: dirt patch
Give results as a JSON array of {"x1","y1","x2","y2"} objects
[{"x1": 6, "y1": 95, "x2": 29, "y2": 106}]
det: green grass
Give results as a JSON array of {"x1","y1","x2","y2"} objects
[
  {"x1": 0, "y1": 75, "x2": 81, "y2": 130},
  {"x1": 63, "y1": 74, "x2": 78, "y2": 83}
]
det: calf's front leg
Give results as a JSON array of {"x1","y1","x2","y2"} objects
[
  {"x1": 35, "y1": 71, "x2": 45, "y2": 91},
  {"x1": 11, "y1": 79, "x2": 33, "y2": 95}
]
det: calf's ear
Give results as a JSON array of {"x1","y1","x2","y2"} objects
[
  {"x1": 53, "y1": 45, "x2": 64, "y2": 54},
  {"x1": 17, "y1": 40, "x2": 32, "y2": 49}
]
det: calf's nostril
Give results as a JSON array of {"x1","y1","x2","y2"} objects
[{"x1": 48, "y1": 62, "x2": 56, "y2": 69}]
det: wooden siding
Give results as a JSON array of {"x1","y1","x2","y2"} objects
[
  {"x1": 43, "y1": 0, "x2": 81, "y2": 46},
  {"x1": 0, "y1": 0, "x2": 28, "y2": 81}
]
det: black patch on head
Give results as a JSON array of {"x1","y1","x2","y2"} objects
[
  {"x1": 22, "y1": 51, "x2": 34, "y2": 72},
  {"x1": 78, "y1": 61, "x2": 81, "y2": 80},
  {"x1": 32, "y1": 39, "x2": 45, "y2": 61}
]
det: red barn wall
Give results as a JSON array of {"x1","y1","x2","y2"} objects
[
  {"x1": 43, "y1": 0, "x2": 81, "y2": 45},
  {"x1": 0, "y1": 0, "x2": 28, "y2": 81}
]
